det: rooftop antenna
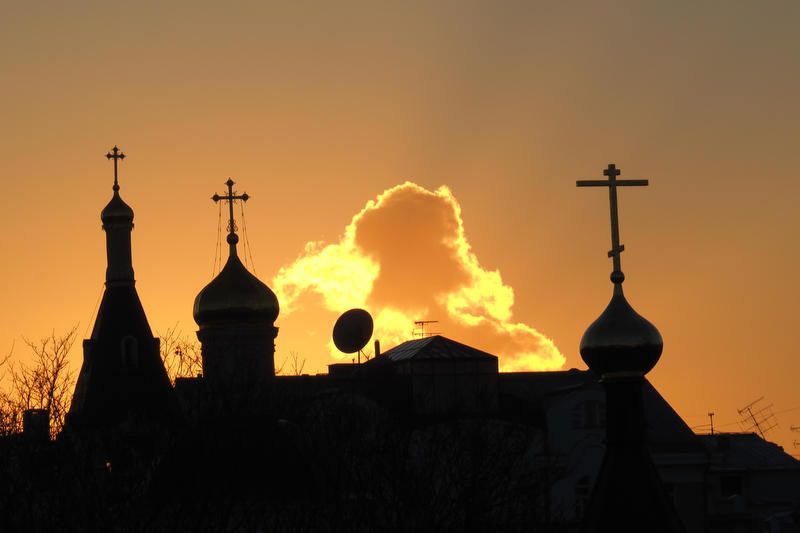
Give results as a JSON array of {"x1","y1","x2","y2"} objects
[
  {"x1": 737, "y1": 397, "x2": 778, "y2": 439},
  {"x1": 413, "y1": 320, "x2": 439, "y2": 339},
  {"x1": 708, "y1": 411, "x2": 715, "y2": 435},
  {"x1": 332, "y1": 308, "x2": 374, "y2": 364}
]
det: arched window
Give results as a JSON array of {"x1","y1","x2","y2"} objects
[{"x1": 121, "y1": 336, "x2": 139, "y2": 369}]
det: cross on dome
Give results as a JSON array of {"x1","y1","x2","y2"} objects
[
  {"x1": 105, "y1": 146, "x2": 126, "y2": 192},
  {"x1": 576, "y1": 163, "x2": 648, "y2": 284},
  {"x1": 212, "y1": 178, "x2": 250, "y2": 246}
]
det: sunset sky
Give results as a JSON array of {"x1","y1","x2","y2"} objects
[{"x1": 1, "y1": 2, "x2": 799, "y2": 452}]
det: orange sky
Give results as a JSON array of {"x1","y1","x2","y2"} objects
[{"x1": 1, "y1": 2, "x2": 799, "y2": 452}]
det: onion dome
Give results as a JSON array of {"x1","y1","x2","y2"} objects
[
  {"x1": 580, "y1": 285, "x2": 663, "y2": 377},
  {"x1": 101, "y1": 146, "x2": 134, "y2": 227},
  {"x1": 194, "y1": 179, "x2": 279, "y2": 326},
  {"x1": 101, "y1": 190, "x2": 134, "y2": 227},
  {"x1": 193, "y1": 237, "x2": 279, "y2": 326}
]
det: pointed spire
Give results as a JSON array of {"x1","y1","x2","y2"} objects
[{"x1": 67, "y1": 146, "x2": 177, "y2": 433}]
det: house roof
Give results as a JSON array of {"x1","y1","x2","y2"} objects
[
  {"x1": 701, "y1": 432, "x2": 800, "y2": 469},
  {"x1": 498, "y1": 369, "x2": 703, "y2": 451},
  {"x1": 381, "y1": 335, "x2": 497, "y2": 363}
]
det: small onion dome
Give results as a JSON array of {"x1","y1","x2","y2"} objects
[
  {"x1": 101, "y1": 191, "x2": 134, "y2": 227},
  {"x1": 193, "y1": 247, "x2": 279, "y2": 326},
  {"x1": 580, "y1": 285, "x2": 663, "y2": 377}
]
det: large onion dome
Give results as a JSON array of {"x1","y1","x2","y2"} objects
[
  {"x1": 193, "y1": 234, "x2": 279, "y2": 326},
  {"x1": 579, "y1": 285, "x2": 663, "y2": 377}
]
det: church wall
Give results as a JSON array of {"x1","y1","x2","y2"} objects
[{"x1": 197, "y1": 321, "x2": 277, "y2": 413}]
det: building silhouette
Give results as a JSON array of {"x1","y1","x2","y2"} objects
[
  {"x1": 66, "y1": 147, "x2": 176, "y2": 438},
  {"x1": 1, "y1": 153, "x2": 799, "y2": 532},
  {"x1": 576, "y1": 164, "x2": 684, "y2": 531},
  {"x1": 193, "y1": 179, "x2": 279, "y2": 415}
]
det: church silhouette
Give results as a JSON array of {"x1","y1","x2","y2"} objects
[{"x1": 1, "y1": 149, "x2": 798, "y2": 533}]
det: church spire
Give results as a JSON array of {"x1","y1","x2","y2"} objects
[
  {"x1": 193, "y1": 178, "x2": 279, "y2": 414},
  {"x1": 575, "y1": 164, "x2": 681, "y2": 532},
  {"x1": 67, "y1": 146, "x2": 176, "y2": 434},
  {"x1": 576, "y1": 163, "x2": 662, "y2": 377},
  {"x1": 101, "y1": 146, "x2": 135, "y2": 286}
]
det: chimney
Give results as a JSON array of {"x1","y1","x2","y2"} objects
[
  {"x1": 374, "y1": 339, "x2": 381, "y2": 358},
  {"x1": 23, "y1": 409, "x2": 50, "y2": 442}
]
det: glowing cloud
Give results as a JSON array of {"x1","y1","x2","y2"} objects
[{"x1": 273, "y1": 182, "x2": 565, "y2": 371}]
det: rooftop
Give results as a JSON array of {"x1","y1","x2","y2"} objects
[{"x1": 381, "y1": 335, "x2": 498, "y2": 363}]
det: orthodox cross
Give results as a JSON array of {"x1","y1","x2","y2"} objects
[
  {"x1": 106, "y1": 146, "x2": 126, "y2": 191},
  {"x1": 576, "y1": 164, "x2": 648, "y2": 282},
  {"x1": 212, "y1": 178, "x2": 250, "y2": 236}
]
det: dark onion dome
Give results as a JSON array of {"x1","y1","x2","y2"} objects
[
  {"x1": 580, "y1": 285, "x2": 663, "y2": 377},
  {"x1": 101, "y1": 191, "x2": 134, "y2": 226},
  {"x1": 193, "y1": 243, "x2": 279, "y2": 326}
]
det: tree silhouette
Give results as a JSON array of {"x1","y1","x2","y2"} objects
[
  {"x1": 0, "y1": 346, "x2": 14, "y2": 436},
  {"x1": 0, "y1": 326, "x2": 77, "y2": 438},
  {"x1": 158, "y1": 326, "x2": 203, "y2": 384},
  {"x1": 276, "y1": 350, "x2": 306, "y2": 376}
]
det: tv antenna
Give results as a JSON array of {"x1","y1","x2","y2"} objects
[
  {"x1": 413, "y1": 320, "x2": 439, "y2": 339},
  {"x1": 332, "y1": 309, "x2": 374, "y2": 364},
  {"x1": 737, "y1": 397, "x2": 778, "y2": 439}
]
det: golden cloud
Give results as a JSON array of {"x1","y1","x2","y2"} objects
[{"x1": 273, "y1": 182, "x2": 564, "y2": 371}]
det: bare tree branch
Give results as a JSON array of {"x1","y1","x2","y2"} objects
[
  {"x1": 158, "y1": 325, "x2": 203, "y2": 385},
  {"x1": 1, "y1": 326, "x2": 78, "y2": 438},
  {"x1": 275, "y1": 351, "x2": 306, "y2": 376}
]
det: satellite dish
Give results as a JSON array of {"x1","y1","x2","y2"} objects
[{"x1": 332, "y1": 308, "x2": 374, "y2": 354}]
